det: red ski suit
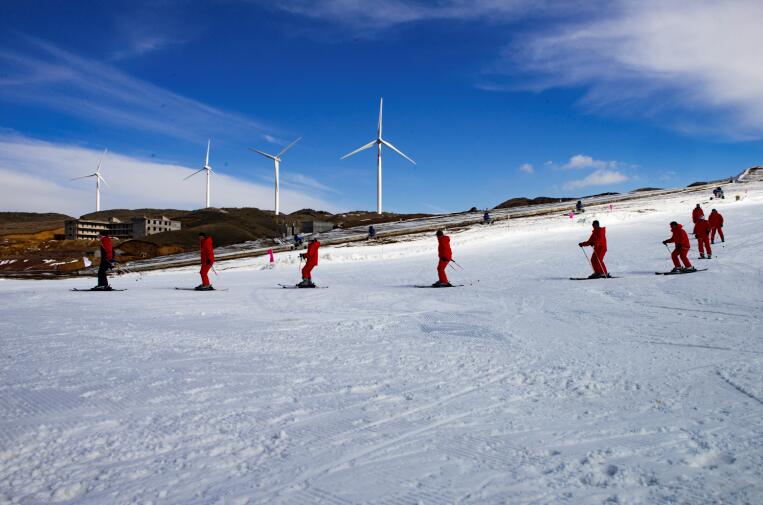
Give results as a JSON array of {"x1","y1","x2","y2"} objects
[
  {"x1": 693, "y1": 219, "x2": 712, "y2": 256},
  {"x1": 302, "y1": 240, "x2": 320, "y2": 279},
  {"x1": 437, "y1": 235, "x2": 452, "y2": 283},
  {"x1": 200, "y1": 236, "x2": 214, "y2": 286},
  {"x1": 709, "y1": 210, "x2": 724, "y2": 242},
  {"x1": 692, "y1": 206, "x2": 704, "y2": 224},
  {"x1": 580, "y1": 226, "x2": 608, "y2": 275},
  {"x1": 665, "y1": 224, "x2": 692, "y2": 268},
  {"x1": 99, "y1": 235, "x2": 114, "y2": 262}
]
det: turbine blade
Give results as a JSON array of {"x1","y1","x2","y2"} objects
[
  {"x1": 96, "y1": 148, "x2": 108, "y2": 174},
  {"x1": 277, "y1": 136, "x2": 302, "y2": 158},
  {"x1": 341, "y1": 140, "x2": 377, "y2": 160},
  {"x1": 183, "y1": 167, "x2": 207, "y2": 180},
  {"x1": 98, "y1": 174, "x2": 110, "y2": 188},
  {"x1": 204, "y1": 139, "x2": 211, "y2": 166},
  {"x1": 378, "y1": 97, "x2": 383, "y2": 139},
  {"x1": 71, "y1": 174, "x2": 97, "y2": 181},
  {"x1": 381, "y1": 139, "x2": 416, "y2": 164},
  {"x1": 248, "y1": 147, "x2": 277, "y2": 160}
]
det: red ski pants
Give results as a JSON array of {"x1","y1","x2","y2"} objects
[
  {"x1": 591, "y1": 249, "x2": 607, "y2": 275},
  {"x1": 200, "y1": 263, "x2": 212, "y2": 286},
  {"x1": 697, "y1": 235, "x2": 711, "y2": 256},
  {"x1": 437, "y1": 260, "x2": 450, "y2": 283},
  {"x1": 302, "y1": 261, "x2": 317, "y2": 279},
  {"x1": 711, "y1": 227, "x2": 724, "y2": 242},
  {"x1": 671, "y1": 247, "x2": 692, "y2": 268}
]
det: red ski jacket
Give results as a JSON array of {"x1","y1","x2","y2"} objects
[
  {"x1": 437, "y1": 235, "x2": 452, "y2": 261},
  {"x1": 692, "y1": 207, "x2": 704, "y2": 223},
  {"x1": 581, "y1": 226, "x2": 607, "y2": 252},
  {"x1": 200, "y1": 236, "x2": 215, "y2": 265},
  {"x1": 304, "y1": 240, "x2": 320, "y2": 265},
  {"x1": 99, "y1": 235, "x2": 113, "y2": 261},
  {"x1": 693, "y1": 219, "x2": 711, "y2": 237},
  {"x1": 666, "y1": 224, "x2": 691, "y2": 249},
  {"x1": 708, "y1": 211, "x2": 724, "y2": 228}
]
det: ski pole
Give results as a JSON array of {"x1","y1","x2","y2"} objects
[
  {"x1": 450, "y1": 259, "x2": 464, "y2": 270},
  {"x1": 579, "y1": 245, "x2": 591, "y2": 265}
]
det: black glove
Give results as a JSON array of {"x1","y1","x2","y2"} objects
[
  {"x1": 662, "y1": 240, "x2": 668, "y2": 245},
  {"x1": 578, "y1": 242, "x2": 585, "y2": 247},
  {"x1": 720, "y1": 224, "x2": 723, "y2": 228},
  {"x1": 440, "y1": 257, "x2": 450, "y2": 262},
  {"x1": 299, "y1": 253, "x2": 305, "y2": 259}
]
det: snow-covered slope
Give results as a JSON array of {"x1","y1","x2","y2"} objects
[{"x1": 1, "y1": 183, "x2": 762, "y2": 504}]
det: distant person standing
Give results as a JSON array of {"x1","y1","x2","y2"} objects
[
  {"x1": 693, "y1": 215, "x2": 712, "y2": 259},
  {"x1": 433, "y1": 229, "x2": 453, "y2": 287},
  {"x1": 578, "y1": 220, "x2": 609, "y2": 279},
  {"x1": 483, "y1": 211, "x2": 492, "y2": 224},
  {"x1": 709, "y1": 209, "x2": 725, "y2": 243},
  {"x1": 663, "y1": 222, "x2": 695, "y2": 273},
  {"x1": 368, "y1": 225, "x2": 376, "y2": 239},
  {"x1": 196, "y1": 232, "x2": 215, "y2": 290},
  {"x1": 298, "y1": 237, "x2": 320, "y2": 287},
  {"x1": 692, "y1": 203, "x2": 704, "y2": 224},
  {"x1": 94, "y1": 230, "x2": 114, "y2": 290},
  {"x1": 576, "y1": 200, "x2": 585, "y2": 213}
]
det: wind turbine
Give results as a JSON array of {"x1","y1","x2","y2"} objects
[
  {"x1": 249, "y1": 136, "x2": 302, "y2": 215},
  {"x1": 71, "y1": 148, "x2": 109, "y2": 212},
  {"x1": 184, "y1": 139, "x2": 213, "y2": 208},
  {"x1": 341, "y1": 98, "x2": 415, "y2": 214}
]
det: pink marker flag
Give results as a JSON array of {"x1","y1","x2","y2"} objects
[
  {"x1": 268, "y1": 248, "x2": 274, "y2": 263},
  {"x1": 569, "y1": 212, "x2": 574, "y2": 219}
]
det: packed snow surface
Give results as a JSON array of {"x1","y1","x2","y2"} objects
[{"x1": 1, "y1": 184, "x2": 762, "y2": 504}]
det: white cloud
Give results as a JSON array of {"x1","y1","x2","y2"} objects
[
  {"x1": 519, "y1": 163, "x2": 534, "y2": 174},
  {"x1": 0, "y1": 135, "x2": 340, "y2": 217},
  {"x1": 564, "y1": 169, "x2": 629, "y2": 190},
  {"x1": 507, "y1": 0, "x2": 763, "y2": 139},
  {"x1": 0, "y1": 37, "x2": 275, "y2": 144},
  {"x1": 561, "y1": 154, "x2": 617, "y2": 170},
  {"x1": 270, "y1": 0, "x2": 597, "y2": 31}
]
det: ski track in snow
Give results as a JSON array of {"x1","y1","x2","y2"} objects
[{"x1": 1, "y1": 184, "x2": 762, "y2": 504}]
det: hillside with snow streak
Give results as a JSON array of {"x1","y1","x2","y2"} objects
[{"x1": 1, "y1": 183, "x2": 762, "y2": 504}]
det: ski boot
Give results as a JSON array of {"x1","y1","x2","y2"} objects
[
  {"x1": 92, "y1": 285, "x2": 112, "y2": 291},
  {"x1": 195, "y1": 284, "x2": 214, "y2": 291},
  {"x1": 682, "y1": 266, "x2": 696, "y2": 273},
  {"x1": 699, "y1": 253, "x2": 706, "y2": 259},
  {"x1": 707, "y1": 254, "x2": 712, "y2": 259},
  {"x1": 297, "y1": 278, "x2": 315, "y2": 288},
  {"x1": 587, "y1": 272, "x2": 604, "y2": 279},
  {"x1": 670, "y1": 267, "x2": 682, "y2": 274},
  {"x1": 431, "y1": 280, "x2": 453, "y2": 287}
]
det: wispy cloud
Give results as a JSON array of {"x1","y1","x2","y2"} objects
[
  {"x1": 0, "y1": 36, "x2": 275, "y2": 144},
  {"x1": 269, "y1": 0, "x2": 597, "y2": 31},
  {"x1": 563, "y1": 169, "x2": 629, "y2": 190},
  {"x1": 0, "y1": 134, "x2": 340, "y2": 216},
  {"x1": 519, "y1": 162, "x2": 534, "y2": 174},
  {"x1": 501, "y1": 0, "x2": 763, "y2": 139}
]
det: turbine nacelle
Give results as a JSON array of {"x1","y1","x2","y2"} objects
[{"x1": 249, "y1": 136, "x2": 302, "y2": 216}]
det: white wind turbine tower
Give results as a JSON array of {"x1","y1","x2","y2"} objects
[
  {"x1": 184, "y1": 139, "x2": 214, "y2": 208},
  {"x1": 248, "y1": 136, "x2": 302, "y2": 215},
  {"x1": 341, "y1": 98, "x2": 415, "y2": 214},
  {"x1": 71, "y1": 148, "x2": 109, "y2": 212}
]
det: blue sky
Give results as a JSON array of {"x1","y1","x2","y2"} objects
[{"x1": 1, "y1": 0, "x2": 761, "y2": 215}]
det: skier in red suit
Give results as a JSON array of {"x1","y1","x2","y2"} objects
[
  {"x1": 433, "y1": 230, "x2": 453, "y2": 287},
  {"x1": 708, "y1": 209, "x2": 725, "y2": 243},
  {"x1": 691, "y1": 204, "x2": 704, "y2": 224},
  {"x1": 578, "y1": 220, "x2": 609, "y2": 278},
  {"x1": 298, "y1": 238, "x2": 320, "y2": 287},
  {"x1": 197, "y1": 232, "x2": 215, "y2": 290},
  {"x1": 693, "y1": 216, "x2": 712, "y2": 259},
  {"x1": 663, "y1": 222, "x2": 695, "y2": 273},
  {"x1": 95, "y1": 230, "x2": 114, "y2": 290}
]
